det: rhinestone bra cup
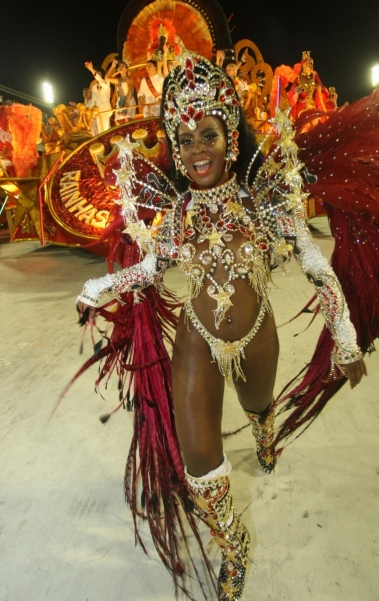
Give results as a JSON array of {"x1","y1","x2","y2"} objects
[{"x1": 172, "y1": 174, "x2": 272, "y2": 386}]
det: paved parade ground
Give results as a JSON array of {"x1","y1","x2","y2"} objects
[{"x1": 1, "y1": 217, "x2": 378, "y2": 601}]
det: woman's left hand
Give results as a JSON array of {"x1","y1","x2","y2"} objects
[
  {"x1": 342, "y1": 358, "x2": 367, "y2": 388},
  {"x1": 76, "y1": 300, "x2": 97, "y2": 324}
]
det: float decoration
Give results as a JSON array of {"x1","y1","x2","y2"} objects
[{"x1": 2, "y1": 0, "x2": 334, "y2": 249}]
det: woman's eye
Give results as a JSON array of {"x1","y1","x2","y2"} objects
[
  {"x1": 179, "y1": 138, "x2": 192, "y2": 146},
  {"x1": 203, "y1": 133, "x2": 218, "y2": 142}
]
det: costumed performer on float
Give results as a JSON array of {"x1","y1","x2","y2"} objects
[
  {"x1": 288, "y1": 51, "x2": 329, "y2": 119},
  {"x1": 138, "y1": 60, "x2": 164, "y2": 117},
  {"x1": 84, "y1": 61, "x2": 112, "y2": 132},
  {"x1": 75, "y1": 53, "x2": 367, "y2": 601},
  {"x1": 270, "y1": 51, "x2": 333, "y2": 131},
  {"x1": 105, "y1": 59, "x2": 137, "y2": 124}
]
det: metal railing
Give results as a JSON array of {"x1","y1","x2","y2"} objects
[
  {"x1": 92, "y1": 100, "x2": 161, "y2": 131},
  {"x1": 0, "y1": 84, "x2": 52, "y2": 109}
]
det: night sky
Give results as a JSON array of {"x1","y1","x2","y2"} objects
[{"x1": 1, "y1": 0, "x2": 379, "y2": 107}]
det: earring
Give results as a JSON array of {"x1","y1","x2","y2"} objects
[
  {"x1": 225, "y1": 157, "x2": 233, "y2": 172},
  {"x1": 225, "y1": 149, "x2": 238, "y2": 172},
  {"x1": 173, "y1": 149, "x2": 193, "y2": 181},
  {"x1": 179, "y1": 164, "x2": 193, "y2": 181}
]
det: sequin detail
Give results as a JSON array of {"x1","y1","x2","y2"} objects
[{"x1": 186, "y1": 471, "x2": 250, "y2": 601}]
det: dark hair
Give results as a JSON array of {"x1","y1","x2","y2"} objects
[
  {"x1": 147, "y1": 60, "x2": 157, "y2": 69},
  {"x1": 94, "y1": 66, "x2": 105, "y2": 78},
  {"x1": 160, "y1": 80, "x2": 262, "y2": 192}
]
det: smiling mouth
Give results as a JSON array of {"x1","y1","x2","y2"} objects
[{"x1": 193, "y1": 159, "x2": 212, "y2": 175}]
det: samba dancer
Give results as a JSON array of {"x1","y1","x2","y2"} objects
[{"x1": 76, "y1": 54, "x2": 367, "y2": 600}]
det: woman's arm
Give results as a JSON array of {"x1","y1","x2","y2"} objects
[
  {"x1": 105, "y1": 60, "x2": 116, "y2": 79},
  {"x1": 291, "y1": 212, "x2": 366, "y2": 386},
  {"x1": 77, "y1": 253, "x2": 165, "y2": 309},
  {"x1": 105, "y1": 59, "x2": 121, "y2": 84}
]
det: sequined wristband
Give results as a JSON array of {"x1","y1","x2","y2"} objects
[
  {"x1": 76, "y1": 273, "x2": 117, "y2": 308},
  {"x1": 332, "y1": 347, "x2": 363, "y2": 376},
  {"x1": 76, "y1": 290, "x2": 111, "y2": 308}
]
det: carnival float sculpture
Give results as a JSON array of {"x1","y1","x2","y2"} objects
[
  {"x1": 0, "y1": 0, "x2": 357, "y2": 250},
  {"x1": 1, "y1": 0, "x2": 297, "y2": 249}
]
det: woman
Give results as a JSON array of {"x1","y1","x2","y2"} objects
[
  {"x1": 76, "y1": 54, "x2": 366, "y2": 600},
  {"x1": 105, "y1": 59, "x2": 137, "y2": 124}
]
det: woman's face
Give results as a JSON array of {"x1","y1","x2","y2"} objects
[{"x1": 177, "y1": 116, "x2": 229, "y2": 189}]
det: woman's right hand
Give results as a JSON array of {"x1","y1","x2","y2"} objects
[
  {"x1": 342, "y1": 358, "x2": 367, "y2": 389},
  {"x1": 76, "y1": 301, "x2": 97, "y2": 323}
]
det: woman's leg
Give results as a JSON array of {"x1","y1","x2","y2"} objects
[
  {"x1": 172, "y1": 313, "x2": 225, "y2": 477},
  {"x1": 233, "y1": 314, "x2": 280, "y2": 472},
  {"x1": 233, "y1": 313, "x2": 279, "y2": 414},
  {"x1": 172, "y1": 315, "x2": 250, "y2": 599}
]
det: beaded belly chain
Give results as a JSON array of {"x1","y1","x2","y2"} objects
[{"x1": 171, "y1": 173, "x2": 272, "y2": 386}]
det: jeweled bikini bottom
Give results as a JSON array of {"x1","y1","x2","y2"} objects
[{"x1": 184, "y1": 299, "x2": 267, "y2": 387}]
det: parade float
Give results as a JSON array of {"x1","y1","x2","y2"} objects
[{"x1": 0, "y1": 0, "x2": 333, "y2": 253}]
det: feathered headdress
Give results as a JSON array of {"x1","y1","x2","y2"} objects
[{"x1": 148, "y1": 16, "x2": 176, "y2": 51}]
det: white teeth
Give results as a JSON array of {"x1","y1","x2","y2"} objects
[{"x1": 193, "y1": 160, "x2": 210, "y2": 166}]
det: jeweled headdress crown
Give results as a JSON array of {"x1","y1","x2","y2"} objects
[
  {"x1": 157, "y1": 23, "x2": 169, "y2": 39},
  {"x1": 162, "y1": 53, "x2": 241, "y2": 175}
]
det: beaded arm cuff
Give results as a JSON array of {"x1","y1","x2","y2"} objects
[
  {"x1": 292, "y1": 214, "x2": 362, "y2": 366},
  {"x1": 76, "y1": 253, "x2": 165, "y2": 308}
]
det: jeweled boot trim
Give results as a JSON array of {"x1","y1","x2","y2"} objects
[
  {"x1": 245, "y1": 402, "x2": 276, "y2": 473},
  {"x1": 186, "y1": 469, "x2": 250, "y2": 600}
]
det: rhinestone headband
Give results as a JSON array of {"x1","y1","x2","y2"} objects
[{"x1": 162, "y1": 53, "x2": 241, "y2": 175}]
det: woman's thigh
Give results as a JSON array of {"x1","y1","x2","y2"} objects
[
  {"x1": 233, "y1": 314, "x2": 279, "y2": 413},
  {"x1": 172, "y1": 318, "x2": 225, "y2": 477}
]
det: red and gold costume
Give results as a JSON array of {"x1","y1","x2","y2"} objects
[
  {"x1": 69, "y1": 53, "x2": 379, "y2": 600},
  {"x1": 288, "y1": 52, "x2": 329, "y2": 119}
]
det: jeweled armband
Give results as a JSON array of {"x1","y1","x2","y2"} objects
[
  {"x1": 292, "y1": 215, "x2": 362, "y2": 362},
  {"x1": 77, "y1": 253, "x2": 163, "y2": 308}
]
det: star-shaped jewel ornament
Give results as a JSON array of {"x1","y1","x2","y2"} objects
[
  {"x1": 223, "y1": 202, "x2": 243, "y2": 218},
  {"x1": 204, "y1": 229, "x2": 225, "y2": 250},
  {"x1": 123, "y1": 221, "x2": 153, "y2": 251},
  {"x1": 116, "y1": 136, "x2": 139, "y2": 156},
  {"x1": 114, "y1": 164, "x2": 134, "y2": 187},
  {"x1": 209, "y1": 287, "x2": 235, "y2": 328}
]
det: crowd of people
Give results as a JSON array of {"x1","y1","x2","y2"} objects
[{"x1": 79, "y1": 43, "x2": 275, "y2": 136}]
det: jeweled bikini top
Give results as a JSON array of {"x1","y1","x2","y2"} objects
[{"x1": 170, "y1": 173, "x2": 272, "y2": 329}]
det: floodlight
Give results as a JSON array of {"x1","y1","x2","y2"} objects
[
  {"x1": 42, "y1": 82, "x2": 54, "y2": 105},
  {"x1": 371, "y1": 65, "x2": 379, "y2": 88}
]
